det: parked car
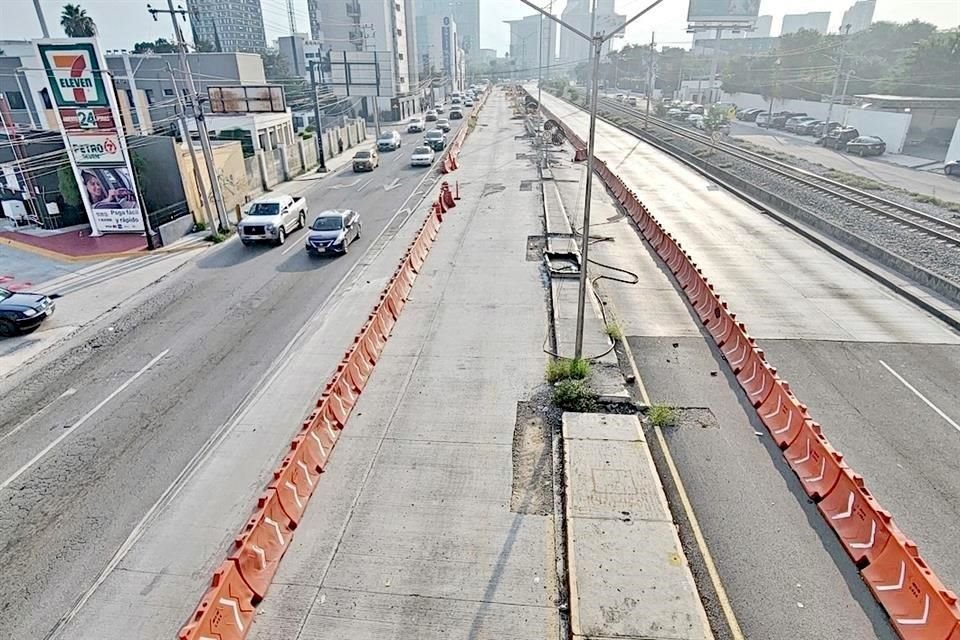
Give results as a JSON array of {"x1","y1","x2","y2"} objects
[
  {"x1": 407, "y1": 117, "x2": 425, "y2": 132},
  {"x1": 304, "y1": 210, "x2": 361, "y2": 256},
  {"x1": 785, "y1": 116, "x2": 817, "y2": 133},
  {"x1": 627, "y1": 96, "x2": 639, "y2": 107},
  {"x1": 741, "y1": 109, "x2": 764, "y2": 122},
  {"x1": 945, "y1": 160, "x2": 960, "y2": 177},
  {"x1": 686, "y1": 114, "x2": 704, "y2": 129},
  {"x1": 436, "y1": 118, "x2": 451, "y2": 132},
  {"x1": 820, "y1": 127, "x2": 860, "y2": 150},
  {"x1": 845, "y1": 136, "x2": 887, "y2": 156},
  {"x1": 377, "y1": 130, "x2": 402, "y2": 151},
  {"x1": 239, "y1": 194, "x2": 307, "y2": 246},
  {"x1": 771, "y1": 111, "x2": 806, "y2": 129},
  {"x1": 795, "y1": 119, "x2": 824, "y2": 136},
  {"x1": 815, "y1": 121, "x2": 843, "y2": 137},
  {"x1": 0, "y1": 287, "x2": 55, "y2": 336},
  {"x1": 688, "y1": 103, "x2": 704, "y2": 115},
  {"x1": 755, "y1": 112, "x2": 771, "y2": 127},
  {"x1": 424, "y1": 128, "x2": 446, "y2": 151},
  {"x1": 424, "y1": 109, "x2": 438, "y2": 122},
  {"x1": 410, "y1": 145, "x2": 435, "y2": 167},
  {"x1": 615, "y1": 93, "x2": 626, "y2": 102},
  {"x1": 352, "y1": 149, "x2": 379, "y2": 172},
  {"x1": 449, "y1": 108, "x2": 464, "y2": 120}
]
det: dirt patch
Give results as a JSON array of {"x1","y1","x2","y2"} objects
[
  {"x1": 511, "y1": 397, "x2": 559, "y2": 515},
  {"x1": 526, "y1": 235, "x2": 546, "y2": 261}
]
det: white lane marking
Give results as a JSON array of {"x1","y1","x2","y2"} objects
[
  {"x1": 0, "y1": 388, "x2": 77, "y2": 446},
  {"x1": 281, "y1": 237, "x2": 303, "y2": 256},
  {"x1": 0, "y1": 350, "x2": 169, "y2": 491},
  {"x1": 357, "y1": 177, "x2": 375, "y2": 192},
  {"x1": 383, "y1": 178, "x2": 402, "y2": 192},
  {"x1": 879, "y1": 360, "x2": 960, "y2": 435},
  {"x1": 329, "y1": 178, "x2": 361, "y2": 190}
]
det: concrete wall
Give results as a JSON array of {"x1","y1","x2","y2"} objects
[
  {"x1": 946, "y1": 120, "x2": 960, "y2": 163},
  {"x1": 722, "y1": 91, "x2": 851, "y2": 122},
  {"x1": 843, "y1": 109, "x2": 912, "y2": 154},
  {"x1": 177, "y1": 139, "x2": 250, "y2": 223},
  {"x1": 129, "y1": 135, "x2": 189, "y2": 220}
]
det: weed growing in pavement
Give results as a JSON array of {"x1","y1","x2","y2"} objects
[
  {"x1": 546, "y1": 358, "x2": 590, "y2": 383},
  {"x1": 605, "y1": 323, "x2": 623, "y2": 341},
  {"x1": 206, "y1": 232, "x2": 226, "y2": 243},
  {"x1": 552, "y1": 379, "x2": 598, "y2": 412},
  {"x1": 192, "y1": 221, "x2": 208, "y2": 232},
  {"x1": 823, "y1": 169, "x2": 883, "y2": 190},
  {"x1": 911, "y1": 193, "x2": 960, "y2": 212},
  {"x1": 648, "y1": 403, "x2": 678, "y2": 428}
]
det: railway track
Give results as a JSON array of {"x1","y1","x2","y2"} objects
[{"x1": 598, "y1": 97, "x2": 960, "y2": 249}]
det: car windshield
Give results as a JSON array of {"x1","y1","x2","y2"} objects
[
  {"x1": 355, "y1": 151, "x2": 371, "y2": 158},
  {"x1": 378, "y1": 133, "x2": 395, "y2": 141},
  {"x1": 426, "y1": 131, "x2": 442, "y2": 139},
  {"x1": 311, "y1": 216, "x2": 343, "y2": 231},
  {"x1": 413, "y1": 147, "x2": 431, "y2": 154},
  {"x1": 248, "y1": 202, "x2": 280, "y2": 216},
  {"x1": 0, "y1": 288, "x2": 11, "y2": 301}
]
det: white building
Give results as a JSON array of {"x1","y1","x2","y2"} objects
[
  {"x1": 507, "y1": 15, "x2": 556, "y2": 79},
  {"x1": 558, "y1": 0, "x2": 625, "y2": 69},
  {"x1": 781, "y1": 12, "x2": 831, "y2": 35},
  {"x1": 417, "y1": 15, "x2": 464, "y2": 93},
  {"x1": 750, "y1": 15, "x2": 773, "y2": 38},
  {"x1": 841, "y1": 0, "x2": 876, "y2": 33},
  {"x1": 278, "y1": 34, "x2": 326, "y2": 80}
]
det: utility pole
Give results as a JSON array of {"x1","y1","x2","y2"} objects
[
  {"x1": 841, "y1": 70, "x2": 853, "y2": 124},
  {"x1": 32, "y1": 0, "x2": 49, "y2": 37},
  {"x1": 148, "y1": 1, "x2": 228, "y2": 231},
  {"x1": 767, "y1": 57, "x2": 780, "y2": 128},
  {"x1": 168, "y1": 63, "x2": 216, "y2": 233},
  {"x1": 309, "y1": 61, "x2": 329, "y2": 172},
  {"x1": 824, "y1": 24, "x2": 852, "y2": 134},
  {"x1": 707, "y1": 26, "x2": 721, "y2": 104},
  {"x1": 645, "y1": 31, "x2": 655, "y2": 129},
  {"x1": 123, "y1": 53, "x2": 150, "y2": 135}
]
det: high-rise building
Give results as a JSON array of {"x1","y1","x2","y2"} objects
[
  {"x1": 416, "y1": 0, "x2": 480, "y2": 59},
  {"x1": 558, "y1": 0, "x2": 625, "y2": 69},
  {"x1": 781, "y1": 12, "x2": 831, "y2": 35},
  {"x1": 750, "y1": 15, "x2": 773, "y2": 38},
  {"x1": 506, "y1": 15, "x2": 556, "y2": 79},
  {"x1": 841, "y1": 0, "x2": 876, "y2": 33},
  {"x1": 186, "y1": 0, "x2": 267, "y2": 52},
  {"x1": 416, "y1": 15, "x2": 464, "y2": 93}
]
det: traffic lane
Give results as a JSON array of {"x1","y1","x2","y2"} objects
[
  {"x1": 630, "y1": 335, "x2": 900, "y2": 640},
  {"x1": 758, "y1": 339, "x2": 960, "y2": 591},
  {"x1": 0, "y1": 154, "x2": 441, "y2": 638}
]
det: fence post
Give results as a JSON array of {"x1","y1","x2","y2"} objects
[{"x1": 256, "y1": 152, "x2": 269, "y2": 190}]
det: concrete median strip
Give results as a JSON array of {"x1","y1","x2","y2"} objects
[{"x1": 535, "y1": 89, "x2": 960, "y2": 640}]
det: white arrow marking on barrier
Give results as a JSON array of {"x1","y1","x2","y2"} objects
[
  {"x1": 725, "y1": 334, "x2": 741, "y2": 358},
  {"x1": 833, "y1": 493, "x2": 856, "y2": 520},
  {"x1": 326, "y1": 422, "x2": 338, "y2": 441},
  {"x1": 773, "y1": 410, "x2": 793, "y2": 435},
  {"x1": 741, "y1": 362, "x2": 758, "y2": 385},
  {"x1": 849, "y1": 521, "x2": 877, "y2": 549},
  {"x1": 285, "y1": 481, "x2": 303, "y2": 509},
  {"x1": 764, "y1": 395, "x2": 783, "y2": 420},
  {"x1": 264, "y1": 517, "x2": 285, "y2": 546},
  {"x1": 804, "y1": 458, "x2": 826, "y2": 483},
  {"x1": 897, "y1": 595, "x2": 930, "y2": 625},
  {"x1": 251, "y1": 544, "x2": 266, "y2": 570},
  {"x1": 383, "y1": 178, "x2": 402, "y2": 192},
  {"x1": 876, "y1": 561, "x2": 906, "y2": 591},
  {"x1": 792, "y1": 438, "x2": 812, "y2": 464},
  {"x1": 730, "y1": 344, "x2": 749, "y2": 368},
  {"x1": 309, "y1": 431, "x2": 327, "y2": 457},
  {"x1": 297, "y1": 460, "x2": 314, "y2": 487},
  {"x1": 219, "y1": 597, "x2": 245, "y2": 631}
]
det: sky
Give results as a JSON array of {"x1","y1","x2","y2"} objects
[{"x1": 0, "y1": 0, "x2": 957, "y2": 58}]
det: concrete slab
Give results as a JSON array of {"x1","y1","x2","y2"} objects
[{"x1": 563, "y1": 413, "x2": 711, "y2": 640}]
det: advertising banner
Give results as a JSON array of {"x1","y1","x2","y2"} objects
[
  {"x1": 687, "y1": 0, "x2": 760, "y2": 23},
  {"x1": 35, "y1": 39, "x2": 145, "y2": 234}
]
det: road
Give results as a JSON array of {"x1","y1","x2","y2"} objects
[
  {"x1": 0, "y1": 122, "x2": 459, "y2": 639},
  {"x1": 541, "y1": 89, "x2": 960, "y2": 638}
]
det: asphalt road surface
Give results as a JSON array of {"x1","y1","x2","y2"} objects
[{"x1": 0, "y1": 122, "x2": 459, "y2": 639}]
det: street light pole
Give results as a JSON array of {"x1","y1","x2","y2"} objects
[
  {"x1": 309, "y1": 61, "x2": 329, "y2": 171},
  {"x1": 168, "y1": 63, "x2": 216, "y2": 234},
  {"x1": 824, "y1": 24, "x2": 852, "y2": 134},
  {"x1": 32, "y1": 0, "x2": 50, "y2": 37}
]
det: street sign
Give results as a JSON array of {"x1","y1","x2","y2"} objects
[
  {"x1": 67, "y1": 132, "x2": 125, "y2": 165},
  {"x1": 208, "y1": 85, "x2": 287, "y2": 114},
  {"x1": 687, "y1": 0, "x2": 760, "y2": 23}
]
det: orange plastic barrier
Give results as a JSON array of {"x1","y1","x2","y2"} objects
[
  {"x1": 863, "y1": 532, "x2": 960, "y2": 640},
  {"x1": 819, "y1": 469, "x2": 893, "y2": 566},
  {"x1": 270, "y1": 437, "x2": 321, "y2": 524},
  {"x1": 756, "y1": 381, "x2": 806, "y2": 448},
  {"x1": 704, "y1": 302, "x2": 734, "y2": 344},
  {"x1": 783, "y1": 421, "x2": 845, "y2": 500},
  {"x1": 735, "y1": 351, "x2": 775, "y2": 407},
  {"x1": 178, "y1": 560, "x2": 256, "y2": 640},
  {"x1": 231, "y1": 489, "x2": 294, "y2": 598},
  {"x1": 719, "y1": 323, "x2": 753, "y2": 373}
]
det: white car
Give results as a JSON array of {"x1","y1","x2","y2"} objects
[
  {"x1": 410, "y1": 146, "x2": 435, "y2": 167},
  {"x1": 463, "y1": 99, "x2": 474, "y2": 107},
  {"x1": 407, "y1": 117, "x2": 424, "y2": 132}
]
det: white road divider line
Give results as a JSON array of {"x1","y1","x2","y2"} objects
[
  {"x1": 879, "y1": 359, "x2": 960, "y2": 435},
  {"x1": 0, "y1": 350, "x2": 169, "y2": 491},
  {"x1": 0, "y1": 387, "x2": 76, "y2": 446}
]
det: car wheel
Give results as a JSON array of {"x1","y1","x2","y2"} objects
[
  {"x1": 341, "y1": 238, "x2": 349, "y2": 255},
  {"x1": 0, "y1": 318, "x2": 17, "y2": 337},
  {"x1": 356, "y1": 222, "x2": 362, "y2": 240},
  {"x1": 947, "y1": 165, "x2": 954, "y2": 176},
  {"x1": 276, "y1": 226, "x2": 286, "y2": 246},
  {"x1": 299, "y1": 213, "x2": 306, "y2": 230}
]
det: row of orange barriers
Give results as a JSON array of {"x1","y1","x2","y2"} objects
[
  {"x1": 441, "y1": 88, "x2": 490, "y2": 174},
  {"x1": 177, "y1": 184, "x2": 457, "y2": 640},
  {"x1": 534, "y1": 92, "x2": 960, "y2": 640}
]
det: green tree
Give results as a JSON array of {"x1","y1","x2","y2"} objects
[
  {"x1": 886, "y1": 30, "x2": 960, "y2": 97},
  {"x1": 132, "y1": 38, "x2": 178, "y2": 54},
  {"x1": 57, "y1": 165, "x2": 82, "y2": 207},
  {"x1": 60, "y1": 3, "x2": 96, "y2": 37},
  {"x1": 194, "y1": 39, "x2": 216, "y2": 53}
]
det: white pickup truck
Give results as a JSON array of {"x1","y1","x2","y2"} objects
[{"x1": 238, "y1": 194, "x2": 308, "y2": 246}]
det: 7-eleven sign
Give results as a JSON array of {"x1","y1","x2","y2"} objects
[{"x1": 37, "y1": 42, "x2": 109, "y2": 108}]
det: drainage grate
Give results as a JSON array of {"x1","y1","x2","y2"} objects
[{"x1": 520, "y1": 180, "x2": 534, "y2": 191}]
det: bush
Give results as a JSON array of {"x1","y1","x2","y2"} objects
[
  {"x1": 552, "y1": 379, "x2": 597, "y2": 412},
  {"x1": 192, "y1": 221, "x2": 207, "y2": 232},
  {"x1": 546, "y1": 357, "x2": 590, "y2": 383},
  {"x1": 206, "y1": 232, "x2": 226, "y2": 243},
  {"x1": 648, "y1": 403, "x2": 678, "y2": 428},
  {"x1": 605, "y1": 323, "x2": 623, "y2": 340}
]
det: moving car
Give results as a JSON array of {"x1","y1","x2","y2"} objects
[
  {"x1": 424, "y1": 128, "x2": 446, "y2": 151},
  {"x1": 819, "y1": 127, "x2": 860, "y2": 150},
  {"x1": 785, "y1": 116, "x2": 817, "y2": 133},
  {"x1": 377, "y1": 130, "x2": 402, "y2": 151},
  {"x1": 464, "y1": 98, "x2": 474, "y2": 107},
  {"x1": 239, "y1": 194, "x2": 307, "y2": 246},
  {"x1": 352, "y1": 149, "x2": 379, "y2": 172},
  {"x1": 424, "y1": 109, "x2": 438, "y2": 122},
  {"x1": 449, "y1": 108, "x2": 464, "y2": 120},
  {"x1": 410, "y1": 145, "x2": 435, "y2": 167},
  {"x1": 436, "y1": 118, "x2": 451, "y2": 132},
  {"x1": 845, "y1": 136, "x2": 886, "y2": 156},
  {"x1": 0, "y1": 287, "x2": 55, "y2": 336},
  {"x1": 945, "y1": 159, "x2": 960, "y2": 177},
  {"x1": 407, "y1": 117, "x2": 425, "y2": 132},
  {"x1": 305, "y1": 210, "x2": 361, "y2": 256},
  {"x1": 435, "y1": 104, "x2": 445, "y2": 114},
  {"x1": 451, "y1": 96, "x2": 462, "y2": 105}
]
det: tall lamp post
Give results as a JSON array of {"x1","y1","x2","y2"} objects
[{"x1": 519, "y1": 0, "x2": 668, "y2": 359}]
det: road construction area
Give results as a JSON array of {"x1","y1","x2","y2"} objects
[{"x1": 2, "y1": 86, "x2": 959, "y2": 640}]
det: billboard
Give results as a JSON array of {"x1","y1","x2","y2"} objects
[
  {"x1": 35, "y1": 39, "x2": 145, "y2": 234},
  {"x1": 326, "y1": 51, "x2": 392, "y2": 98},
  {"x1": 687, "y1": 0, "x2": 760, "y2": 23},
  {"x1": 208, "y1": 85, "x2": 286, "y2": 114}
]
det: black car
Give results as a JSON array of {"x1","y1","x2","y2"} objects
[
  {"x1": 424, "y1": 129, "x2": 446, "y2": 151},
  {"x1": 845, "y1": 136, "x2": 886, "y2": 156},
  {"x1": 770, "y1": 111, "x2": 806, "y2": 130},
  {"x1": 741, "y1": 109, "x2": 764, "y2": 122},
  {"x1": 0, "y1": 287, "x2": 55, "y2": 336},
  {"x1": 820, "y1": 127, "x2": 860, "y2": 150}
]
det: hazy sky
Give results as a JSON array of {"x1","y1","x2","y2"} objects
[{"x1": 1, "y1": 0, "x2": 957, "y2": 58}]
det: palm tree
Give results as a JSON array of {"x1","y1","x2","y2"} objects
[{"x1": 60, "y1": 3, "x2": 96, "y2": 37}]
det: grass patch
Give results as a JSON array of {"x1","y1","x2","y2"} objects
[
  {"x1": 605, "y1": 322, "x2": 623, "y2": 340},
  {"x1": 911, "y1": 193, "x2": 960, "y2": 212},
  {"x1": 822, "y1": 169, "x2": 884, "y2": 190},
  {"x1": 552, "y1": 379, "x2": 598, "y2": 412},
  {"x1": 648, "y1": 403, "x2": 678, "y2": 428},
  {"x1": 546, "y1": 357, "x2": 590, "y2": 383},
  {"x1": 206, "y1": 232, "x2": 227, "y2": 243}
]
